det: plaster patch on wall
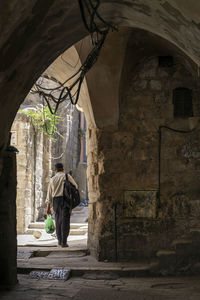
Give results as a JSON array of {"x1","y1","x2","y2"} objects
[
  {"x1": 171, "y1": 194, "x2": 190, "y2": 217},
  {"x1": 11, "y1": 131, "x2": 17, "y2": 145},
  {"x1": 190, "y1": 200, "x2": 200, "y2": 217},
  {"x1": 180, "y1": 139, "x2": 200, "y2": 159},
  {"x1": 123, "y1": 190, "x2": 157, "y2": 218}
]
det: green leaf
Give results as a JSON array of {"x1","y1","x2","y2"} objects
[{"x1": 18, "y1": 106, "x2": 63, "y2": 141}]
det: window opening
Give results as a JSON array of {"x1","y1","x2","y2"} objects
[{"x1": 173, "y1": 87, "x2": 193, "y2": 118}]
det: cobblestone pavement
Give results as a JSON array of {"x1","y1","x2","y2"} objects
[
  {"x1": 4, "y1": 241, "x2": 200, "y2": 300},
  {"x1": 1, "y1": 275, "x2": 200, "y2": 299}
]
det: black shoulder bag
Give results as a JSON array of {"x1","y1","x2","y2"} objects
[{"x1": 63, "y1": 174, "x2": 80, "y2": 209}]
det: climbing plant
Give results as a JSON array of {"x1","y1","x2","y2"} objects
[{"x1": 19, "y1": 106, "x2": 63, "y2": 141}]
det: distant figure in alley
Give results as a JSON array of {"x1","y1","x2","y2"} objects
[{"x1": 46, "y1": 163, "x2": 78, "y2": 247}]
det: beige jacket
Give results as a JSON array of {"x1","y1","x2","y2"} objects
[{"x1": 46, "y1": 172, "x2": 78, "y2": 206}]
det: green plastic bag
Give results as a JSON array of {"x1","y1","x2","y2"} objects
[{"x1": 45, "y1": 214, "x2": 55, "y2": 234}]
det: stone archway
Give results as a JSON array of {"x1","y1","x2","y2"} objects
[
  {"x1": 2, "y1": 0, "x2": 200, "y2": 287},
  {"x1": 43, "y1": 27, "x2": 200, "y2": 262},
  {"x1": 1, "y1": 1, "x2": 200, "y2": 148}
]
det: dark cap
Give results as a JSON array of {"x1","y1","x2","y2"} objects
[{"x1": 55, "y1": 163, "x2": 64, "y2": 171}]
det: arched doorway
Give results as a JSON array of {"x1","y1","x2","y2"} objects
[{"x1": 1, "y1": 0, "x2": 200, "y2": 287}]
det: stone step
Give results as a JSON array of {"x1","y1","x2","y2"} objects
[
  {"x1": 156, "y1": 237, "x2": 200, "y2": 274},
  {"x1": 72, "y1": 207, "x2": 85, "y2": 211},
  {"x1": 70, "y1": 216, "x2": 88, "y2": 223},
  {"x1": 172, "y1": 239, "x2": 192, "y2": 246},
  {"x1": 190, "y1": 229, "x2": 200, "y2": 242},
  {"x1": 172, "y1": 239, "x2": 192, "y2": 249},
  {"x1": 156, "y1": 250, "x2": 176, "y2": 257},
  {"x1": 28, "y1": 222, "x2": 88, "y2": 230},
  {"x1": 69, "y1": 229, "x2": 87, "y2": 236},
  {"x1": 17, "y1": 265, "x2": 152, "y2": 278},
  {"x1": 156, "y1": 250, "x2": 176, "y2": 268},
  {"x1": 172, "y1": 239, "x2": 195, "y2": 256},
  {"x1": 69, "y1": 266, "x2": 152, "y2": 278},
  {"x1": 71, "y1": 207, "x2": 88, "y2": 214},
  {"x1": 17, "y1": 247, "x2": 153, "y2": 277},
  {"x1": 71, "y1": 211, "x2": 86, "y2": 215},
  {"x1": 26, "y1": 223, "x2": 88, "y2": 237},
  {"x1": 30, "y1": 247, "x2": 89, "y2": 258},
  {"x1": 190, "y1": 228, "x2": 200, "y2": 232},
  {"x1": 28, "y1": 222, "x2": 45, "y2": 230},
  {"x1": 70, "y1": 224, "x2": 88, "y2": 229},
  {"x1": 25, "y1": 229, "x2": 87, "y2": 236},
  {"x1": 25, "y1": 229, "x2": 38, "y2": 235}
]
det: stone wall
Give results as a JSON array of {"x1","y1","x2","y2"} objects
[
  {"x1": 3, "y1": 2, "x2": 200, "y2": 288},
  {"x1": 11, "y1": 113, "x2": 34, "y2": 233},
  {"x1": 0, "y1": 151, "x2": 17, "y2": 287},
  {"x1": 76, "y1": 112, "x2": 87, "y2": 202},
  {"x1": 87, "y1": 55, "x2": 200, "y2": 261},
  {"x1": 11, "y1": 77, "x2": 84, "y2": 233},
  {"x1": 51, "y1": 102, "x2": 80, "y2": 177},
  {"x1": 76, "y1": 162, "x2": 87, "y2": 202},
  {"x1": 21, "y1": 77, "x2": 81, "y2": 177},
  {"x1": 11, "y1": 113, "x2": 51, "y2": 233},
  {"x1": 34, "y1": 127, "x2": 52, "y2": 221}
]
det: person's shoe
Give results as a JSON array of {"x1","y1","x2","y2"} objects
[
  {"x1": 58, "y1": 240, "x2": 62, "y2": 247},
  {"x1": 61, "y1": 243, "x2": 69, "y2": 248}
]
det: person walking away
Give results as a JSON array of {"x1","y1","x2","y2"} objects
[{"x1": 46, "y1": 163, "x2": 78, "y2": 247}]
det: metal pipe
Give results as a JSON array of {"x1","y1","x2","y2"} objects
[
  {"x1": 33, "y1": 129, "x2": 37, "y2": 222},
  {"x1": 113, "y1": 202, "x2": 118, "y2": 262}
]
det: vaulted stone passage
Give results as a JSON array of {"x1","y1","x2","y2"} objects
[
  {"x1": 2, "y1": 0, "x2": 200, "y2": 288},
  {"x1": 11, "y1": 85, "x2": 83, "y2": 234},
  {"x1": 86, "y1": 29, "x2": 200, "y2": 261}
]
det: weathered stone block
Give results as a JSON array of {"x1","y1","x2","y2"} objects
[
  {"x1": 190, "y1": 200, "x2": 200, "y2": 218},
  {"x1": 119, "y1": 169, "x2": 158, "y2": 190},
  {"x1": 88, "y1": 52, "x2": 200, "y2": 263},
  {"x1": 172, "y1": 239, "x2": 194, "y2": 256},
  {"x1": 123, "y1": 190, "x2": 157, "y2": 218},
  {"x1": 98, "y1": 173, "x2": 120, "y2": 190},
  {"x1": 112, "y1": 131, "x2": 133, "y2": 148},
  {"x1": 139, "y1": 58, "x2": 157, "y2": 78},
  {"x1": 150, "y1": 80, "x2": 162, "y2": 90},
  {"x1": 133, "y1": 79, "x2": 147, "y2": 91},
  {"x1": 157, "y1": 250, "x2": 176, "y2": 268}
]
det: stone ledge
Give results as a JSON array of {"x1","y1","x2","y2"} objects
[
  {"x1": 156, "y1": 250, "x2": 176, "y2": 257},
  {"x1": 17, "y1": 265, "x2": 152, "y2": 278}
]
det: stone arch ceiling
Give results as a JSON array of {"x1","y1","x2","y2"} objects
[
  {"x1": 101, "y1": 0, "x2": 200, "y2": 64},
  {"x1": 45, "y1": 29, "x2": 129, "y2": 130},
  {"x1": 1, "y1": 0, "x2": 200, "y2": 146},
  {"x1": 44, "y1": 44, "x2": 97, "y2": 128}
]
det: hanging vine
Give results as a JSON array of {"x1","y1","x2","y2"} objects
[{"x1": 19, "y1": 106, "x2": 63, "y2": 141}]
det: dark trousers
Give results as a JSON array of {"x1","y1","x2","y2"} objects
[{"x1": 53, "y1": 196, "x2": 70, "y2": 245}]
